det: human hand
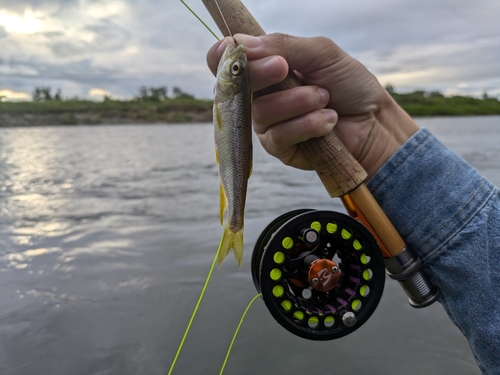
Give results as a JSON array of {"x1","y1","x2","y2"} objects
[{"x1": 206, "y1": 33, "x2": 419, "y2": 179}]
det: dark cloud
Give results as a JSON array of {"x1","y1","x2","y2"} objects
[
  {"x1": 47, "y1": 19, "x2": 130, "y2": 57},
  {"x1": 0, "y1": 0, "x2": 77, "y2": 7},
  {"x1": 3, "y1": 57, "x2": 115, "y2": 82}
]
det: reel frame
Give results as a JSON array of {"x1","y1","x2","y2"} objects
[{"x1": 252, "y1": 209, "x2": 386, "y2": 340}]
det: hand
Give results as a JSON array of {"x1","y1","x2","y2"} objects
[{"x1": 207, "y1": 33, "x2": 419, "y2": 179}]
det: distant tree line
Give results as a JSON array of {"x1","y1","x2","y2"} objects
[
  {"x1": 32, "y1": 86, "x2": 62, "y2": 101},
  {"x1": 383, "y1": 84, "x2": 500, "y2": 116},
  {"x1": 135, "y1": 85, "x2": 194, "y2": 101},
  {"x1": 384, "y1": 83, "x2": 496, "y2": 100},
  {"x1": 30, "y1": 85, "x2": 195, "y2": 102}
]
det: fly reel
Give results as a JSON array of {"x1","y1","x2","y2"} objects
[{"x1": 251, "y1": 209, "x2": 386, "y2": 340}]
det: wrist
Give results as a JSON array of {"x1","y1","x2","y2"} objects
[{"x1": 366, "y1": 92, "x2": 419, "y2": 179}]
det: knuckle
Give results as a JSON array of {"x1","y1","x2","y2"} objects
[
  {"x1": 251, "y1": 100, "x2": 266, "y2": 126},
  {"x1": 268, "y1": 32, "x2": 294, "y2": 46},
  {"x1": 301, "y1": 111, "x2": 324, "y2": 134},
  {"x1": 266, "y1": 124, "x2": 287, "y2": 150},
  {"x1": 260, "y1": 131, "x2": 295, "y2": 166},
  {"x1": 257, "y1": 133, "x2": 278, "y2": 157},
  {"x1": 294, "y1": 86, "x2": 324, "y2": 109},
  {"x1": 313, "y1": 36, "x2": 335, "y2": 49}
]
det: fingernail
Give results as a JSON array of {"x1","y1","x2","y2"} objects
[
  {"x1": 323, "y1": 109, "x2": 338, "y2": 127},
  {"x1": 235, "y1": 34, "x2": 262, "y2": 48},
  {"x1": 217, "y1": 37, "x2": 235, "y2": 55},
  {"x1": 318, "y1": 87, "x2": 330, "y2": 104},
  {"x1": 261, "y1": 56, "x2": 284, "y2": 79}
]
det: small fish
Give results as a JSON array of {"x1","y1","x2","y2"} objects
[{"x1": 213, "y1": 42, "x2": 252, "y2": 267}]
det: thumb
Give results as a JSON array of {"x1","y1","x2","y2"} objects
[{"x1": 234, "y1": 33, "x2": 348, "y2": 76}]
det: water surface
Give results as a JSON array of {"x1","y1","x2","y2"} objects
[{"x1": 2, "y1": 116, "x2": 498, "y2": 374}]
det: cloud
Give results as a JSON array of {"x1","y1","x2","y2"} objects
[
  {"x1": 0, "y1": 25, "x2": 8, "y2": 39},
  {"x1": 47, "y1": 19, "x2": 130, "y2": 57},
  {"x1": 89, "y1": 87, "x2": 111, "y2": 98},
  {"x1": 0, "y1": 88, "x2": 30, "y2": 100},
  {"x1": 0, "y1": 0, "x2": 499, "y2": 100}
]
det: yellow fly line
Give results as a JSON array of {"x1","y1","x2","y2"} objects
[
  {"x1": 180, "y1": 0, "x2": 220, "y2": 41},
  {"x1": 169, "y1": 4, "x2": 259, "y2": 374},
  {"x1": 167, "y1": 243, "x2": 261, "y2": 374}
]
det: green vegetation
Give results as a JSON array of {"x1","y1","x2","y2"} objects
[
  {"x1": 386, "y1": 84, "x2": 500, "y2": 117},
  {"x1": 1, "y1": 84, "x2": 500, "y2": 126},
  {"x1": 0, "y1": 86, "x2": 212, "y2": 126},
  {"x1": 391, "y1": 92, "x2": 500, "y2": 116},
  {"x1": 32, "y1": 86, "x2": 62, "y2": 102}
]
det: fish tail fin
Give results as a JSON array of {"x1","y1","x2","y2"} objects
[{"x1": 217, "y1": 225, "x2": 244, "y2": 268}]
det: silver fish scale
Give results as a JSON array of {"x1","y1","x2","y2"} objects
[{"x1": 215, "y1": 89, "x2": 252, "y2": 232}]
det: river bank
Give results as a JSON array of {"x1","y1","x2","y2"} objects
[
  {"x1": 0, "y1": 98, "x2": 213, "y2": 126},
  {"x1": 0, "y1": 110, "x2": 213, "y2": 126},
  {"x1": 1, "y1": 91, "x2": 500, "y2": 126}
]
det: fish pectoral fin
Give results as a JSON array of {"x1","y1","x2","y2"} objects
[
  {"x1": 217, "y1": 225, "x2": 244, "y2": 268},
  {"x1": 219, "y1": 184, "x2": 227, "y2": 226},
  {"x1": 214, "y1": 102, "x2": 223, "y2": 130}
]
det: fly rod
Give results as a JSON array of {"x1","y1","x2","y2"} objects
[{"x1": 202, "y1": 0, "x2": 439, "y2": 324}]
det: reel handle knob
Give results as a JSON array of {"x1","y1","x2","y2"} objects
[{"x1": 298, "y1": 227, "x2": 320, "y2": 245}]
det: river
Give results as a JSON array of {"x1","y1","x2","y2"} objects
[{"x1": 1, "y1": 116, "x2": 498, "y2": 374}]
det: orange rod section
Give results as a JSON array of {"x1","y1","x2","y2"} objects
[{"x1": 342, "y1": 184, "x2": 405, "y2": 258}]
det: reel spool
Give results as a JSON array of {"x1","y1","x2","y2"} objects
[{"x1": 251, "y1": 209, "x2": 386, "y2": 340}]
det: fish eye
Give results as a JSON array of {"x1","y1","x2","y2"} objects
[{"x1": 230, "y1": 62, "x2": 243, "y2": 76}]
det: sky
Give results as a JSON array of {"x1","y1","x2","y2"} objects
[{"x1": 1, "y1": 0, "x2": 499, "y2": 101}]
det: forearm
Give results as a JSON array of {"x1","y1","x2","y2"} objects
[{"x1": 366, "y1": 128, "x2": 500, "y2": 373}]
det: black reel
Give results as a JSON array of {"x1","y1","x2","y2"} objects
[{"x1": 251, "y1": 209, "x2": 386, "y2": 340}]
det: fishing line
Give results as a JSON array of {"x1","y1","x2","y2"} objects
[
  {"x1": 180, "y1": 0, "x2": 220, "y2": 40},
  {"x1": 213, "y1": 0, "x2": 233, "y2": 38},
  {"x1": 167, "y1": 247, "x2": 261, "y2": 375},
  {"x1": 170, "y1": 4, "x2": 257, "y2": 374},
  {"x1": 219, "y1": 293, "x2": 261, "y2": 374},
  {"x1": 167, "y1": 247, "x2": 220, "y2": 375}
]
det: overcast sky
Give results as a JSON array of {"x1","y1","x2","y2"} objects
[{"x1": 1, "y1": 0, "x2": 499, "y2": 101}]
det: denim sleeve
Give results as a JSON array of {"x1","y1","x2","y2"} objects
[{"x1": 366, "y1": 128, "x2": 500, "y2": 374}]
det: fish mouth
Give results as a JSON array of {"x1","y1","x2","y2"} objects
[{"x1": 222, "y1": 43, "x2": 246, "y2": 60}]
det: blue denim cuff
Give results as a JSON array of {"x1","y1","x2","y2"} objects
[
  {"x1": 366, "y1": 128, "x2": 495, "y2": 262},
  {"x1": 366, "y1": 128, "x2": 500, "y2": 373}
]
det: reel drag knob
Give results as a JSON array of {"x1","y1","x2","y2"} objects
[
  {"x1": 307, "y1": 258, "x2": 340, "y2": 292},
  {"x1": 252, "y1": 210, "x2": 386, "y2": 341}
]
